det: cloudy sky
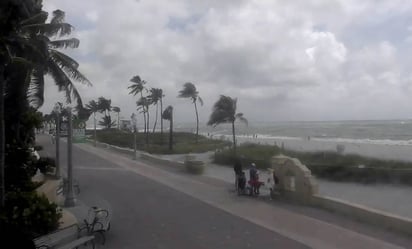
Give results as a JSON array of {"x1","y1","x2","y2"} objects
[{"x1": 40, "y1": 0, "x2": 412, "y2": 124}]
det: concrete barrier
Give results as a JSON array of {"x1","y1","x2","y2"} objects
[{"x1": 311, "y1": 195, "x2": 412, "y2": 236}]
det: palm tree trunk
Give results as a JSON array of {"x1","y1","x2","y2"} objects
[
  {"x1": 152, "y1": 103, "x2": 158, "y2": 133},
  {"x1": 194, "y1": 101, "x2": 199, "y2": 143},
  {"x1": 169, "y1": 110, "x2": 173, "y2": 151},
  {"x1": 160, "y1": 98, "x2": 163, "y2": 135},
  {"x1": 0, "y1": 70, "x2": 5, "y2": 207},
  {"x1": 232, "y1": 120, "x2": 236, "y2": 155},
  {"x1": 93, "y1": 112, "x2": 96, "y2": 147}
]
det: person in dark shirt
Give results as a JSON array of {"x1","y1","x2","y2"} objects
[{"x1": 233, "y1": 159, "x2": 242, "y2": 189}]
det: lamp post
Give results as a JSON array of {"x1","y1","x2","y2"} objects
[
  {"x1": 131, "y1": 113, "x2": 137, "y2": 160},
  {"x1": 65, "y1": 107, "x2": 76, "y2": 207},
  {"x1": 53, "y1": 103, "x2": 61, "y2": 178}
]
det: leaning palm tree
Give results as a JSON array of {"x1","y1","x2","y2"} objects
[
  {"x1": 162, "y1": 105, "x2": 173, "y2": 151},
  {"x1": 178, "y1": 82, "x2": 203, "y2": 142},
  {"x1": 85, "y1": 100, "x2": 99, "y2": 146},
  {"x1": 128, "y1": 75, "x2": 147, "y2": 133},
  {"x1": 148, "y1": 88, "x2": 164, "y2": 133},
  {"x1": 207, "y1": 95, "x2": 248, "y2": 154},
  {"x1": 112, "y1": 106, "x2": 121, "y2": 129}
]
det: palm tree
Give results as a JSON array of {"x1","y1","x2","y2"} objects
[
  {"x1": 178, "y1": 82, "x2": 203, "y2": 142},
  {"x1": 97, "y1": 97, "x2": 112, "y2": 129},
  {"x1": 207, "y1": 95, "x2": 248, "y2": 155},
  {"x1": 137, "y1": 97, "x2": 150, "y2": 144},
  {"x1": 98, "y1": 116, "x2": 115, "y2": 129},
  {"x1": 162, "y1": 106, "x2": 173, "y2": 151},
  {"x1": 112, "y1": 106, "x2": 120, "y2": 129},
  {"x1": 85, "y1": 100, "x2": 99, "y2": 146},
  {"x1": 128, "y1": 75, "x2": 147, "y2": 133},
  {"x1": 148, "y1": 88, "x2": 164, "y2": 133}
]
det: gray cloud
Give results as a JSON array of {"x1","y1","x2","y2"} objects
[{"x1": 40, "y1": 0, "x2": 412, "y2": 124}]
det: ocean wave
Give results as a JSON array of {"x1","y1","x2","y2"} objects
[{"x1": 215, "y1": 133, "x2": 412, "y2": 146}]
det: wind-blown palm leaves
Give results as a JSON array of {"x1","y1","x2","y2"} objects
[
  {"x1": 162, "y1": 105, "x2": 173, "y2": 150},
  {"x1": 207, "y1": 95, "x2": 247, "y2": 154},
  {"x1": 178, "y1": 82, "x2": 203, "y2": 142},
  {"x1": 23, "y1": 9, "x2": 91, "y2": 108},
  {"x1": 98, "y1": 116, "x2": 115, "y2": 129}
]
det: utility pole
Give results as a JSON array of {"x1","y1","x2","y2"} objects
[
  {"x1": 54, "y1": 103, "x2": 61, "y2": 179},
  {"x1": 65, "y1": 107, "x2": 76, "y2": 207}
]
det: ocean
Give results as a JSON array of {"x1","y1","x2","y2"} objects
[{"x1": 175, "y1": 120, "x2": 412, "y2": 161}]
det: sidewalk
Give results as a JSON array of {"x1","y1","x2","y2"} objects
[{"x1": 76, "y1": 143, "x2": 407, "y2": 249}]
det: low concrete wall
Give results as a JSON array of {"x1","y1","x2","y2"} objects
[
  {"x1": 311, "y1": 195, "x2": 412, "y2": 236},
  {"x1": 270, "y1": 154, "x2": 412, "y2": 236}
]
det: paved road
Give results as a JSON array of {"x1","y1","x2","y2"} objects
[{"x1": 38, "y1": 135, "x2": 309, "y2": 249}]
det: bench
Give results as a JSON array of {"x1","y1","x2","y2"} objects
[
  {"x1": 79, "y1": 206, "x2": 111, "y2": 245},
  {"x1": 33, "y1": 224, "x2": 95, "y2": 249}
]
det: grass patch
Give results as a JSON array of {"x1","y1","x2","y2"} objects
[
  {"x1": 213, "y1": 143, "x2": 412, "y2": 185},
  {"x1": 90, "y1": 129, "x2": 230, "y2": 154}
]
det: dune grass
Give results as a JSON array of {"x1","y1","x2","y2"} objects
[{"x1": 90, "y1": 129, "x2": 230, "y2": 154}]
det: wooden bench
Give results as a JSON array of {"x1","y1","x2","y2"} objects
[
  {"x1": 79, "y1": 206, "x2": 111, "y2": 245},
  {"x1": 33, "y1": 224, "x2": 95, "y2": 249}
]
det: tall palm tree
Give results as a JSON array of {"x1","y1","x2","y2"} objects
[
  {"x1": 128, "y1": 75, "x2": 147, "y2": 133},
  {"x1": 0, "y1": 6, "x2": 90, "y2": 206},
  {"x1": 162, "y1": 105, "x2": 173, "y2": 151},
  {"x1": 207, "y1": 95, "x2": 248, "y2": 155},
  {"x1": 85, "y1": 100, "x2": 99, "y2": 146},
  {"x1": 148, "y1": 88, "x2": 164, "y2": 133},
  {"x1": 178, "y1": 82, "x2": 203, "y2": 142},
  {"x1": 112, "y1": 106, "x2": 121, "y2": 129}
]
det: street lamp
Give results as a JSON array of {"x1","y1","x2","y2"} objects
[
  {"x1": 65, "y1": 106, "x2": 76, "y2": 207},
  {"x1": 53, "y1": 103, "x2": 61, "y2": 179}
]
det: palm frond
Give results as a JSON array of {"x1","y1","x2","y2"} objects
[
  {"x1": 21, "y1": 23, "x2": 73, "y2": 37},
  {"x1": 28, "y1": 67, "x2": 45, "y2": 108},
  {"x1": 162, "y1": 106, "x2": 173, "y2": 120},
  {"x1": 20, "y1": 11, "x2": 48, "y2": 26},
  {"x1": 50, "y1": 49, "x2": 91, "y2": 86},
  {"x1": 50, "y1": 49, "x2": 79, "y2": 68},
  {"x1": 178, "y1": 82, "x2": 198, "y2": 98},
  {"x1": 49, "y1": 38, "x2": 80, "y2": 49},
  {"x1": 51, "y1": 10, "x2": 65, "y2": 24},
  {"x1": 207, "y1": 95, "x2": 238, "y2": 126},
  {"x1": 235, "y1": 113, "x2": 248, "y2": 126},
  {"x1": 197, "y1": 96, "x2": 204, "y2": 106}
]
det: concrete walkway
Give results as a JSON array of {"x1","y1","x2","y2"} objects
[{"x1": 75, "y1": 143, "x2": 406, "y2": 249}]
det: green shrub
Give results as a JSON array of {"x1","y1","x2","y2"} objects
[{"x1": 1, "y1": 191, "x2": 62, "y2": 238}]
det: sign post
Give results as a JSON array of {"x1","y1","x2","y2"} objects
[{"x1": 73, "y1": 121, "x2": 86, "y2": 143}]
